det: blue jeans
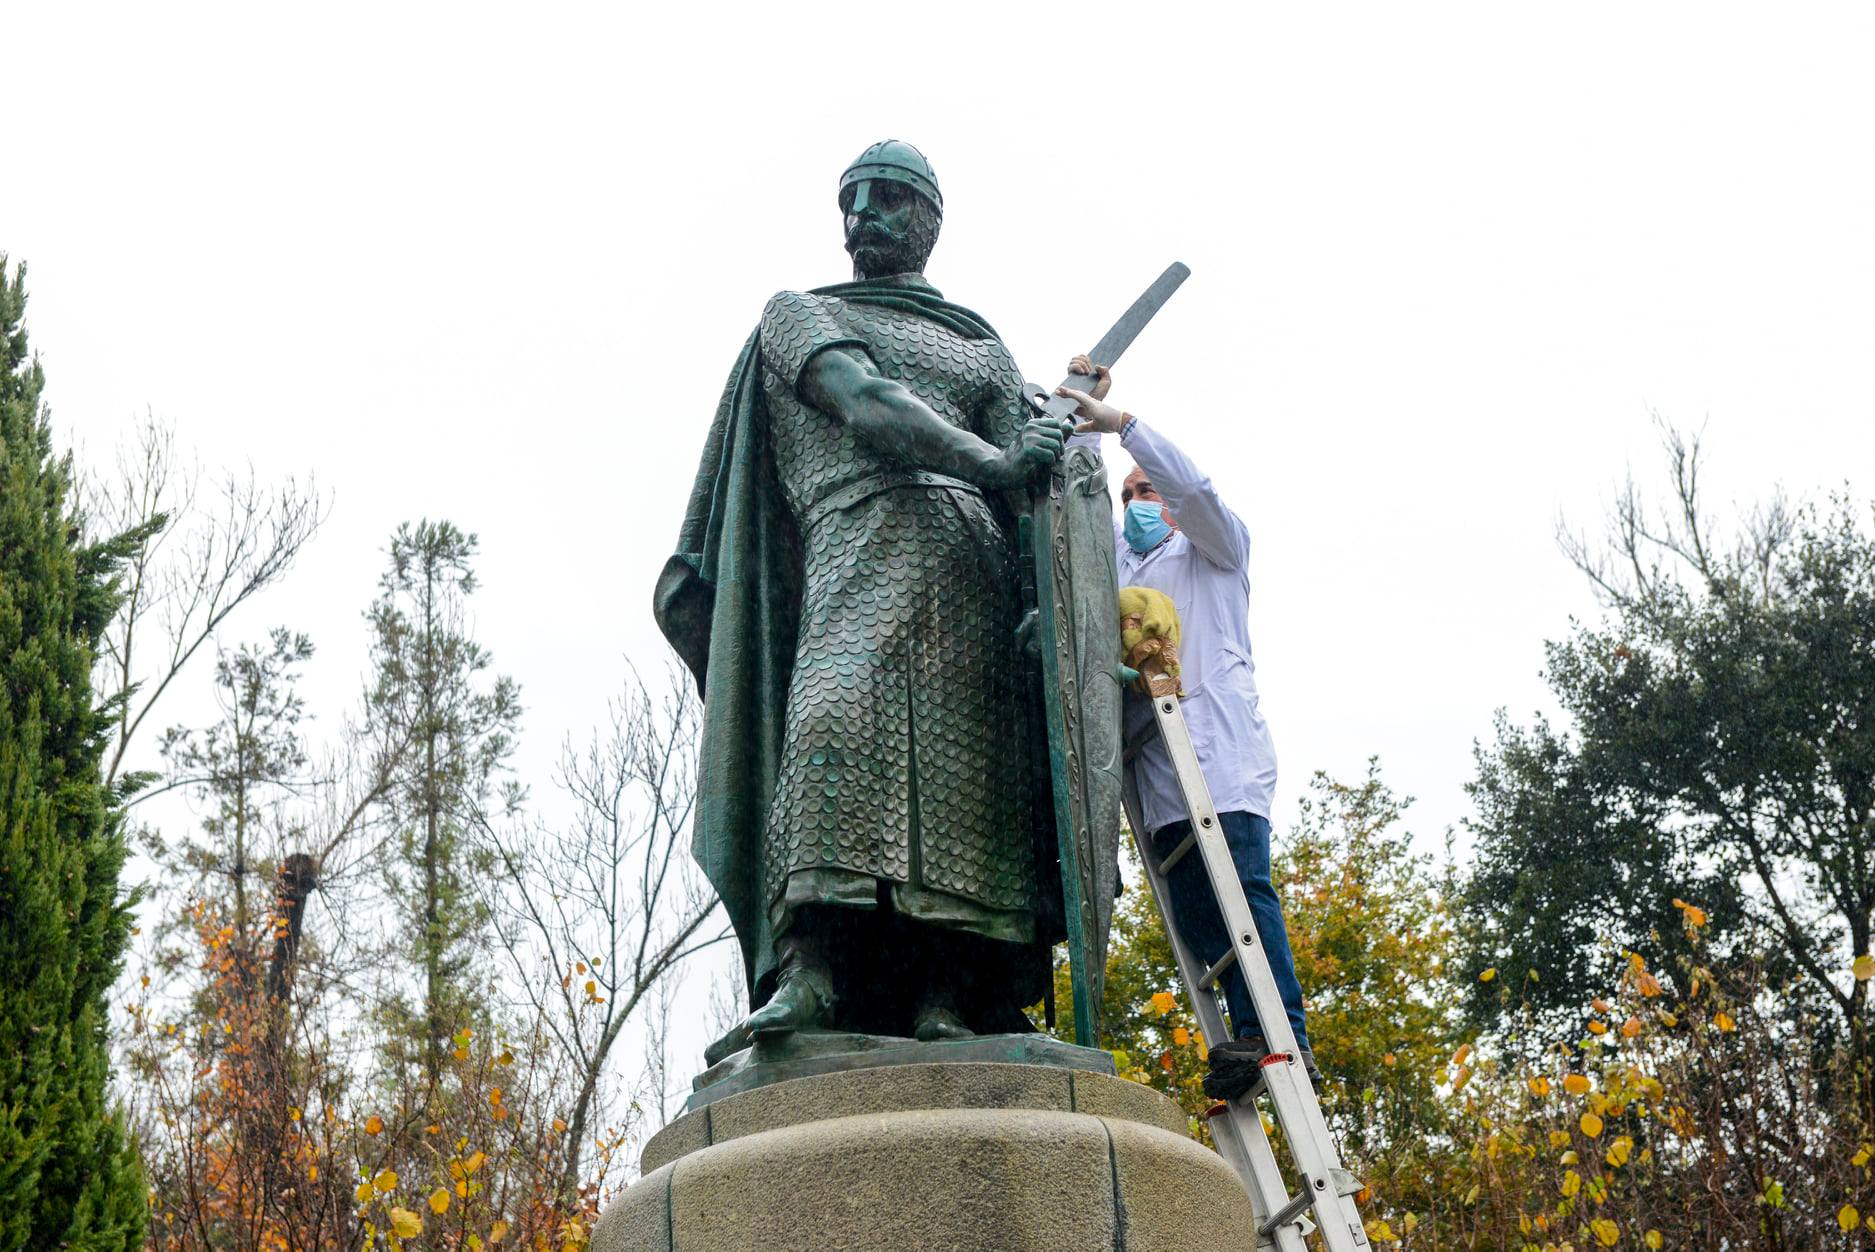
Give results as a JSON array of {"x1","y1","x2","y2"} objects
[{"x1": 1150, "y1": 811, "x2": 1310, "y2": 1051}]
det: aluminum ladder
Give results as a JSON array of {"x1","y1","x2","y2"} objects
[{"x1": 1120, "y1": 657, "x2": 1369, "y2": 1251}]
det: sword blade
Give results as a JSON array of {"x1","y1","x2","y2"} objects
[
  {"x1": 1041, "y1": 261, "x2": 1190, "y2": 418},
  {"x1": 1083, "y1": 261, "x2": 1190, "y2": 373}
]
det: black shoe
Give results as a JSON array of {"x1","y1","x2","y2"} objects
[
  {"x1": 1204, "y1": 1036, "x2": 1325, "y2": 1100},
  {"x1": 1203, "y1": 1037, "x2": 1269, "y2": 1101}
]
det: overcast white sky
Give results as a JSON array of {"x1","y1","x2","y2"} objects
[{"x1": 10, "y1": 3, "x2": 1874, "y2": 1078}]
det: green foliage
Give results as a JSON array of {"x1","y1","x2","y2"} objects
[
  {"x1": 1463, "y1": 440, "x2": 1875, "y2": 1106},
  {"x1": 0, "y1": 257, "x2": 146, "y2": 1250},
  {"x1": 1280, "y1": 767, "x2": 1463, "y2": 1156},
  {"x1": 366, "y1": 520, "x2": 521, "y2": 1089},
  {"x1": 1057, "y1": 766, "x2": 1462, "y2": 1146}
]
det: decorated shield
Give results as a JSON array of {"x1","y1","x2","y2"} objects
[{"x1": 1031, "y1": 440, "x2": 1126, "y2": 1046}]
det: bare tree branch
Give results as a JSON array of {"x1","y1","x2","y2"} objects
[{"x1": 86, "y1": 413, "x2": 327, "y2": 790}]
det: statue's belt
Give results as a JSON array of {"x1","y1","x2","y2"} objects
[{"x1": 802, "y1": 470, "x2": 981, "y2": 531}]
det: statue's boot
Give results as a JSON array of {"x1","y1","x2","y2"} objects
[
  {"x1": 912, "y1": 988, "x2": 975, "y2": 1043},
  {"x1": 703, "y1": 935, "x2": 833, "y2": 1066},
  {"x1": 746, "y1": 970, "x2": 831, "y2": 1041}
]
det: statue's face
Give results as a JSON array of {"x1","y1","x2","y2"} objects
[{"x1": 841, "y1": 178, "x2": 941, "y2": 278}]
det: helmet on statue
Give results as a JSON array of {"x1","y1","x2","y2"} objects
[{"x1": 838, "y1": 140, "x2": 943, "y2": 215}]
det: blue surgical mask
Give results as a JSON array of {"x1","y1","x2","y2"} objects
[{"x1": 1123, "y1": 500, "x2": 1173, "y2": 553}]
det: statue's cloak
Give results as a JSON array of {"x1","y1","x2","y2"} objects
[{"x1": 654, "y1": 274, "x2": 1058, "y2": 1005}]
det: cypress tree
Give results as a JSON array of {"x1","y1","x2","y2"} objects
[{"x1": 0, "y1": 257, "x2": 147, "y2": 1251}]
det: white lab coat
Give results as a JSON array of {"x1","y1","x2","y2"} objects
[{"x1": 1111, "y1": 419, "x2": 1278, "y2": 833}]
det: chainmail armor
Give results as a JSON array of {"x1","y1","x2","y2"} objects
[{"x1": 757, "y1": 289, "x2": 1039, "y2": 943}]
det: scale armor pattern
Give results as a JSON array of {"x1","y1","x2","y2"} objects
[{"x1": 757, "y1": 289, "x2": 1039, "y2": 935}]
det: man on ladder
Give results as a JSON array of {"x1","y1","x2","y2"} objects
[{"x1": 1057, "y1": 355, "x2": 1322, "y2": 1093}]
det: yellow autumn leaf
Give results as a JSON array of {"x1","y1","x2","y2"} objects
[
  {"x1": 1606, "y1": 1136, "x2": 1634, "y2": 1167},
  {"x1": 1637, "y1": 971, "x2": 1663, "y2": 997},
  {"x1": 1714, "y1": 1011, "x2": 1736, "y2": 1032},
  {"x1": 1529, "y1": 1076, "x2": 1551, "y2": 1097},
  {"x1": 1560, "y1": 1149, "x2": 1579, "y2": 1165},
  {"x1": 1382, "y1": 1052, "x2": 1396, "y2": 1066},
  {"x1": 1149, "y1": 991, "x2": 1175, "y2": 1016},
  {"x1": 1172, "y1": 1027, "x2": 1190, "y2": 1046},
  {"x1": 1645, "y1": 1231, "x2": 1663, "y2": 1249},
  {"x1": 1453, "y1": 1043, "x2": 1473, "y2": 1066},
  {"x1": 464, "y1": 1149, "x2": 486, "y2": 1175},
  {"x1": 491, "y1": 1220, "x2": 511, "y2": 1241},
  {"x1": 552, "y1": 1117, "x2": 568, "y2": 1134},
  {"x1": 1587, "y1": 1020, "x2": 1608, "y2": 1035},
  {"x1": 1478, "y1": 967, "x2": 1496, "y2": 982},
  {"x1": 373, "y1": 1168, "x2": 398, "y2": 1194},
  {"x1": 1841, "y1": 1205, "x2": 1862, "y2": 1233},
  {"x1": 353, "y1": 1181, "x2": 373, "y2": 1204},
  {"x1": 488, "y1": 1087, "x2": 503, "y2": 1107},
  {"x1": 1564, "y1": 1073, "x2": 1591, "y2": 1095},
  {"x1": 498, "y1": 1050, "x2": 514, "y2": 1066},
  {"x1": 429, "y1": 1188, "x2": 450, "y2": 1215},
  {"x1": 1581, "y1": 1112, "x2": 1605, "y2": 1138},
  {"x1": 1402, "y1": 1212, "x2": 1419, "y2": 1233},
  {"x1": 1453, "y1": 1065, "x2": 1472, "y2": 1092},
  {"x1": 1853, "y1": 1144, "x2": 1873, "y2": 1167},
  {"x1": 1591, "y1": 997, "x2": 1611, "y2": 1015},
  {"x1": 364, "y1": 1115, "x2": 383, "y2": 1136},
  {"x1": 1591, "y1": 1216, "x2": 1620, "y2": 1247},
  {"x1": 1365, "y1": 1219, "x2": 1398, "y2": 1242},
  {"x1": 1621, "y1": 1016, "x2": 1642, "y2": 1038},
  {"x1": 1660, "y1": 1009, "x2": 1679, "y2": 1027},
  {"x1": 1561, "y1": 1169, "x2": 1582, "y2": 1197},
  {"x1": 388, "y1": 1207, "x2": 422, "y2": 1238},
  {"x1": 1549, "y1": 1130, "x2": 1572, "y2": 1148},
  {"x1": 1854, "y1": 954, "x2": 1874, "y2": 981}
]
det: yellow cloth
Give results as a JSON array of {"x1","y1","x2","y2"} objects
[{"x1": 1118, "y1": 585, "x2": 1182, "y2": 693}]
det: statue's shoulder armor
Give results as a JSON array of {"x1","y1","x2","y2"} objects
[{"x1": 760, "y1": 290, "x2": 863, "y2": 392}]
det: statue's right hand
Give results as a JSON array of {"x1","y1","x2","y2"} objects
[{"x1": 998, "y1": 415, "x2": 1072, "y2": 484}]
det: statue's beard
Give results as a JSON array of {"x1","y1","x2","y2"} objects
[{"x1": 846, "y1": 201, "x2": 941, "y2": 280}]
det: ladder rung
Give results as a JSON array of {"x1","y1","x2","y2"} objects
[
  {"x1": 1158, "y1": 831, "x2": 1197, "y2": 873},
  {"x1": 1199, "y1": 948, "x2": 1238, "y2": 990},
  {"x1": 1259, "y1": 1185, "x2": 1316, "y2": 1238}
]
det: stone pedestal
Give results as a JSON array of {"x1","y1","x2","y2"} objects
[{"x1": 593, "y1": 1049, "x2": 1254, "y2": 1251}]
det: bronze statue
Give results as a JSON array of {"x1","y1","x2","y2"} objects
[{"x1": 658, "y1": 142, "x2": 1160, "y2": 1063}]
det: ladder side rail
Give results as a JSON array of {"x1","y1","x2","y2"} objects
[
  {"x1": 1124, "y1": 771, "x2": 1310, "y2": 1252},
  {"x1": 1145, "y1": 693, "x2": 1306, "y2": 1062},
  {"x1": 1146, "y1": 696, "x2": 1372, "y2": 1252},
  {"x1": 1257, "y1": 1063, "x2": 1372, "y2": 1251}
]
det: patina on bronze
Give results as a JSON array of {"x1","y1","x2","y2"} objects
[
  {"x1": 1027, "y1": 263, "x2": 1189, "y2": 1046},
  {"x1": 656, "y1": 141, "x2": 1171, "y2": 1062}
]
